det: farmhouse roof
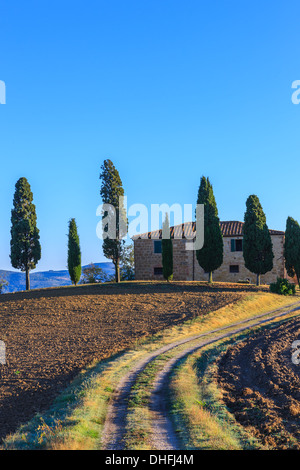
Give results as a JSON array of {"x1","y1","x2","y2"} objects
[{"x1": 132, "y1": 220, "x2": 285, "y2": 240}]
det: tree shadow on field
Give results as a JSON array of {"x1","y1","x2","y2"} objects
[{"x1": 0, "y1": 368, "x2": 78, "y2": 444}]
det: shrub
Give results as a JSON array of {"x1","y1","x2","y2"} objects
[
  {"x1": 269, "y1": 277, "x2": 296, "y2": 296},
  {"x1": 80, "y1": 263, "x2": 110, "y2": 284},
  {"x1": 0, "y1": 277, "x2": 8, "y2": 294},
  {"x1": 120, "y1": 244, "x2": 135, "y2": 281}
]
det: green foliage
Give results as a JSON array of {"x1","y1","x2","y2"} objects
[
  {"x1": 99, "y1": 159, "x2": 128, "y2": 282},
  {"x1": 284, "y1": 216, "x2": 300, "y2": 287},
  {"x1": 243, "y1": 195, "x2": 274, "y2": 286},
  {"x1": 80, "y1": 263, "x2": 110, "y2": 284},
  {"x1": 67, "y1": 218, "x2": 81, "y2": 285},
  {"x1": 10, "y1": 177, "x2": 41, "y2": 290},
  {"x1": 120, "y1": 244, "x2": 135, "y2": 281},
  {"x1": 269, "y1": 277, "x2": 296, "y2": 296},
  {"x1": 162, "y1": 213, "x2": 173, "y2": 281},
  {"x1": 195, "y1": 176, "x2": 223, "y2": 282},
  {"x1": 0, "y1": 277, "x2": 8, "y2": 294}
]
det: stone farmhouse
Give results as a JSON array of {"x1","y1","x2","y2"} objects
[{"x1": 132, "y1": 220, "x2": 287, "y2": 284}]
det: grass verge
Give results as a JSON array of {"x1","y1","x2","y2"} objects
[{"x1": 168, "y1": 334, "x2": 264, "y2": 450}]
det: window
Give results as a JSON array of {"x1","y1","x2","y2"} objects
[
  {"x1": 154, "y1": 240, "x2": 162, "y2": 253},
  {"x1": 231, "y1": 239, "x2": 243, "y2": 252},
  {"x1": 154, "y1": 267, "x2": 163, "y2": 275},
  {"x1": 229, "y1": 265, "x2": 239, "y2": 273},
  {"x1": 235, "y1": 239, "x2": 243, "y2": 251}
]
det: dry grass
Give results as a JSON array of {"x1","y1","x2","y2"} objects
[
  {"x1": 169, "y1": 342, "x2": 261, "y2": 450},
  {"x1": 289, "y1": 403, "x2": 300, "y2": 417},
  {"x1": 155, "y1": 290, "x2": 300, "y2": 348}
]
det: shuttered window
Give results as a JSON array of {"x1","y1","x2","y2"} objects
[
  {"x1": 231, "y1": 239, "x2": 243, "y2": 252},
  {"x1": 235, "y1": 239, "x2": 243, "y2": 251}
]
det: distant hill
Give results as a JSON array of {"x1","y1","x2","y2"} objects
[{"x1": 0, "y1": 262, "x2": 115, "y2": 293}]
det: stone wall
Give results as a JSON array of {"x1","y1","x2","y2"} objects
[
  {"x1": 133, "y1": 234, "x2": 286, "y2": 284},
  {"x1": 133, "y1": 238, "x2": 190, "y2": 281}
]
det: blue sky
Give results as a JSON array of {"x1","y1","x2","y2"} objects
[{"x1": 0, "y1": 0, "x2": 300, "y2": 272}]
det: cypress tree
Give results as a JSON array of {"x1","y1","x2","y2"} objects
[
  {"x1": 67, "y1": 218, "x2": 81, "y2": 285},
  {"x1": 10, "y1": 177, "x2": 41, "y2": 291},
  {"x1": 243, "y1": 195, "x2": 273, "y2": 286},
  {"x1": 99, "y1": 159, "x2": 127, "y2": 283},
  {"x1": 162, "y1": 212, "x2": 173, "y2": 281},
  {"x1": 196, "y1": 176, "x2": 223, "y2": 283},
  {"x1": 284, "y1": 216, "x2": 300, "y2": 287}
]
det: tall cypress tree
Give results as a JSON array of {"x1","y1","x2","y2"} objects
[
  {"x1": 195, "y1": 176, "x2": 223, "y2": 283},
  {"x1": 162, "y1": 212, "x2": 173, "y2": 281},
  {"x1": 67, "y1": 218, "x2": 81, "y2": 285},
  {"x1": 284, "y1": 216, "x2": 300, "y2": 287},
  {"x1": 10, "y1": 177, "x2": 41, "y2": 291},
  {"x1": 243, "y1": 195, "x2": 273, "y2": 286},
  {"x1": 100, "y1": 159, "x2": 127, "y2": 283}
]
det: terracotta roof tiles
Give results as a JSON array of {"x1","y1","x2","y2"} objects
[{"x1": 132, "y1": 220, "x2": 284, "y2": 240}]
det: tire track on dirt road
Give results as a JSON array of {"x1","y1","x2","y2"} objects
[{"x1": 101, "y1": 301, "x2": 300, "y2": 450}]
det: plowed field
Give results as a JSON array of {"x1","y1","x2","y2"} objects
[{"x1": 217, "y1": 316, "x2": 300, "y2": 449}]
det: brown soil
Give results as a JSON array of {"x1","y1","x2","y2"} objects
[
  {"x1": 0, "y1": 281, "x2": 256, "y2": 443},
  {"x1": 217, "y1": 316, "x2": 300, "y2": 449}
]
